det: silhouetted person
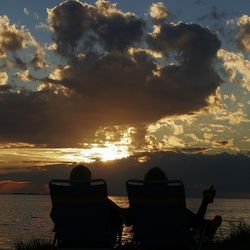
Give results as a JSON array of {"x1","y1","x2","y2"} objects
[
  {"x1": 126, "y1": 167, "x2": 222, "y2": 239},
  {"x1": 144, "y1": 166, "x2": 168, "y2": 182},
  {"x1": 50, "y1": 165, "x2": 123, "y2": 246},
  {"x1": 70, "y1": 164, "x2": 92, "y2": 182}
]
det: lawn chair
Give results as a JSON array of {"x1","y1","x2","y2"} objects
[
  {"x1": 126, "y1": 179, "x2": 196, "y2": 249},
  {"x1": 49, "y1": 179, "x2": 121, "y2": 249}
]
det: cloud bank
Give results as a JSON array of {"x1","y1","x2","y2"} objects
[{"x1": 0, "y1": 152, "x2": 249, "y2": 197}]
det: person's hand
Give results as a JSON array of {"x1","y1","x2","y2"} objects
[{"x1": 203, "y1": 185, "x2": 216, "y2": 203}]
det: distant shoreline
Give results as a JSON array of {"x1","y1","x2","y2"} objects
[
  {"x1": 0, "y1": 192, "x2": 49, "y2": 195},
  {"x1": 0, "y1": 193, "x2": 249, "y2": 199}
]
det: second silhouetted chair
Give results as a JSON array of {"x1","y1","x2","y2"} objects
[{"x1": 126, "y1": 179, "x2": 195, "y2": 249}]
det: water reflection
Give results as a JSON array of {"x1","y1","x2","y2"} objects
[{"x1": 0, "y1": 195, "x2": 249, "y2": 249}]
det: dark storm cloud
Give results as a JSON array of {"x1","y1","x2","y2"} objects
[
  {"x1": 46, "y1": 10, "x2": 221, "y2": 125},
  {"x1": 48, "y1": 21, "x2": 221, "y2": 126},
  {"x1": 52, "y1": 51, "x2": 164, "y2": 123},
  {"x1": 48, "y1": 0, "x2": 145, "y2": 55},
  {"x1": 0, "y1": 152, "x2": 249, "y2": 197},
  {"x1": 148, "y1": 22, "x2": 220, "y2": 67},
  {"x1": 147, "y1": 22, "x2": 221, "y2": 111},
  {"x1": 0, "y1": 0, "x2": 222, "y2": 147},
  {"x1": 0, "y1": 90, "x2": 105, "y2": 146},
  {"x1": 47, "y1": 0, "x2": 92, "y2": 55}
]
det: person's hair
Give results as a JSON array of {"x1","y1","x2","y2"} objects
[
  {"x1": 70, "y1": 165, "x2": 91, "y2": 182},
  {"x1": 144, "y1": 167, "x2": 168, "y2": 181}
]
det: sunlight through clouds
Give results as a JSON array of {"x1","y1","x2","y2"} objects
[
  {"x1": 0, "y1": 0, "x2": 250, "y2": 165},
  {"x1": 0, "y1": 146, "x2": 130, "y2": 164}
]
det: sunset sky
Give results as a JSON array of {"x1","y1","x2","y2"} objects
[{"x1": 0, "y1": 0, "x2": 249, "y2": 195}]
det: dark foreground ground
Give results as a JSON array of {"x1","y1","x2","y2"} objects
[{"x1": 8, "y1": 223, "x2": 250, "y2": 250}]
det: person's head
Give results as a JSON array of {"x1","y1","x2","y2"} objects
[
  {"x1": 144, "y1": 167, "x2": 168, "y2": 182},
  {"x1": 70, "y1": 165, "x2": 92, "y2": 182}
]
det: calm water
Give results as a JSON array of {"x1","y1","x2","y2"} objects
[{"x1": 0, "y1": 195, "x2": 250, "y2": 249}]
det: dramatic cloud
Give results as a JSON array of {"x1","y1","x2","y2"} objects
[
  {"x1": 217, "y1": 49, "x2": 250, "y2": 91},
  {"x1": 0, "y1": 16, "x2": 26, "y2": 54},
  {"x1": 150, "y1": 2, "x2": 169, "y2": 20},
  {"x1": 47, "y1": 0, "x2": 145, "y2": 55},
  {"x1": 236, "y1": 15, "x2": 250, "y2": 52},
  {"x1": 0, "y1": 71, "x2": 8, "y2": 85},
  {"x1": 0, "y1": 0, "x2": 222, "y2": 147},
  {"x1": 0, "y1": 15, "x2": 46, "y2": 71},
  {"x1": 0, "y1": 90, "x2": 94, "y2": 146},
  {"x1": 14, "y1": 69, "x2": 31, "y2": 82},
  {"x1": 30, "y1": 51, "x2": 47, "y2": 70},
  {"x1": 214, "y1": 105, "x2": 249, "y2": 125},
  {"x1": 147, "y1": 22, "x2": 221, "y2": 108}
]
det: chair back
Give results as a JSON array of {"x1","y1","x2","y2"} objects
[
  {"x1": 49, "y1": 179, "x2": 114, "y2": 247},
  {"x1": 126, "y1": 179, "x2": 193, "y2": 248}
]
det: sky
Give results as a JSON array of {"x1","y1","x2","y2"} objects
[{"x1": 0, "y1": 0, "x2": 249, "y2": 195}]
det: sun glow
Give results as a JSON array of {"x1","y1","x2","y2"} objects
[
  {"x1": 79, "y1": 143, "x2": 130, "y2": 162},
  {"x1": 71, "y1": 127, "x2": 134, "y2": 163},
  {"x1": 58, "y1": 143, "x2": 131, "y2": 163},
  {"x1": 0, "y1": 127, "x2": 135, "y2": 164}
]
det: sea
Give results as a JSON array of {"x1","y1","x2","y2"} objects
[{"x1": 0, "y1": 195, "x2": 250, "y2": 249}]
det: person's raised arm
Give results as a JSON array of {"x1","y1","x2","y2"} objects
[{"x1": 197, "y1": 185, "x2": 216, "y2": 218}]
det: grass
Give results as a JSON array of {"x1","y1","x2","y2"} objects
[
  {"x1": 10, "y1": 223, "x2": 250, "y2": 250},
  {"x1": 14, "y1": 240, "x2": 56, "y2": 250},
  {"x1": 203, "y1": 222, "x2": 250, "y2": 250}
]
